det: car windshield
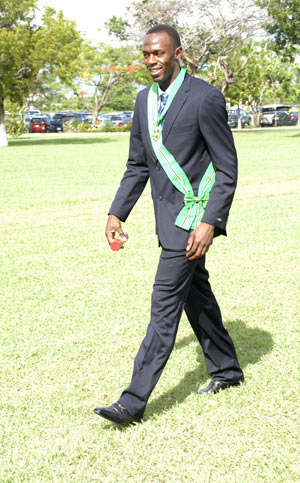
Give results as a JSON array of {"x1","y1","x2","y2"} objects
[
  {"x1": 31, "y1": 117, "x2": 46, "y2": 122},
  {"x1": 54, "y1": 113, "x2": 72, "y2": 118},
  {"x1": 276, "y1": 106, "x2": 291, "y2": 111},
  {"x1": 262, "y1": 106, "x2": 291, "y2": 113}
]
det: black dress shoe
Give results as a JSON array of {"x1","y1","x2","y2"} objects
[
  {"x1": 196, "y1": 378, "x2": 243, "y2": 394},
  {"x1": 93, "y1": 402, "x2": 141, "y2": 425}
]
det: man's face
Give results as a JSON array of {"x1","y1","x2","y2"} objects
[{"x1": 142, "y1": 32, "x2": 182, "y2": 87}]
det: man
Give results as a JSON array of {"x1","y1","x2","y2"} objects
[{"x1": 94, "y1": 24, "x2": 244, "y2": 425}]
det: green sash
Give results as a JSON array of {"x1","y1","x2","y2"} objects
[{"x1": 147, "y1": 67, "x2": 216, "y2": 231}]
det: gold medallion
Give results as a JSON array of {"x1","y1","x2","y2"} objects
[{"x1": 152, "y1": 126, "x2": 161, "y2": 142}]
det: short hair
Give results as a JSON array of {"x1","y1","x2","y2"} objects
[{"x1": 145, "y1": 24, "x2": 181, "y2": 48}]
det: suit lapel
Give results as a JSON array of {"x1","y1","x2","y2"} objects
[
  {"x1": 142, "y1": 73, "x2": 192, "y2": 163},
  {"x1": 140, "y1": 86, "x2": 157, "y2": 162},
  {"x1": 162, "y1": 73, "x2": 192, "y2": 143}
]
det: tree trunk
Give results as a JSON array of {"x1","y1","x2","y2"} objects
[
  {"x1": 251, "y1": 101, "x2": 259, "y2": 127},
  {"x1": 92, "y1": 87, "x2": 99, "y2": 128},
  {"x1": 237, "y1": 102, "x2": 242, "y2": 129},
  {"x1": 0, "y1": 98, "x2": 8, "y2": 147}
]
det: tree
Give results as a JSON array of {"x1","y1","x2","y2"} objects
[
  {"x1": 103, "y1": 86, "x2": 136, "y2": 112},
  {"x1": 113, "y1": 0, "x2": 268, "y2": 92},
  {"x1": 0, "y1": 0, "x2": 83, "y2": 146},
  {"x1": 29, "y1": 81, "x2": 80, "y2": 112},
  {"x1": 225, "y1": 41, "x2": 300, "y2": 126},
  {"x1": 105, "y1": 16, "x2": 130, "y2": 41},
  {"x1": 73, "y1": 44, "x2": 150, "y2": 125},
  {"x1": 256, "y1": 0, "x2": 300, "y2": 59}
]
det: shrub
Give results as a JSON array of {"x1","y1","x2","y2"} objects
[
  {"x1": 6, "y1": 103, "x2": 27, "y2": 137},
  {"x1": 64, "y1": 121, "x2": 131, "y2": 134}
]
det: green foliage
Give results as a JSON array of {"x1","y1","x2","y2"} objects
[
  {"x1": 62, "y1": 118, "x2": 131, "y2": 133},
  {"x1": 104, "y1": 86, "x2": 136, "y2": 111},
  {"x1": 104, "y1": 15, "x2": 130, "y2": 41},
  {"x1": 0, "y1": 0, "x2": 83, "y2": 144},
  {"x1": 225, "y1": 41, "x2": 300, "y2": 120},
  {"x1": 31, "y1": 80, "x2": 91, "y2": 113},
  {"x1": 63, "y1": 120, "x2": 91, "y2": 133},
  {"x1": 4, "y1": 101, "x2": 27, "y2": 137},
  {"x1": 99, "y1": 123, "x2": 131, "y2": 132},
  {"x1": 0, "y1": 4, "x2": 82, "y2": 102},
  {"x1": 0, "y1": 0, "x2": 36, "y2": 28},
  {"x1": 256, "y1": 0, "x2": 300, "y2": 58},
  {"x1": 73, "y1": 43, "x2": 148, "y2": 124}
]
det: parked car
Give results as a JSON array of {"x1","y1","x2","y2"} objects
[
  {"x1": 78, "y1": 110, "x2": 93, "y2": 121},
  {"x1": 49, "y1": 111, "x2": 74, "y2": 132},
  {"x1": 227, "y1": 108, "x2": 251, "y2": 128},
  {"x1": 117, "y1": 113, "x2": 133, "y2": 125},
  {"x1": 24, "y1": 115, "x2": 34, "y2": 126},
  {"x1": 120, "y1": 110, "x2": 133, "y2": 119},
  {"x1": 22, "y1": 109, "x2": 40, "y2": 119},
  {"x1": 100, "y1": 115, "x2": 124, "y2": 126},
  {"x1": 260, "y1": 105, "x2": 298, "y2": 127},
  {"x1": 52, "y1": 111, "x2": 75, "y2": 122},
  {"x1": 98, "y1": 113, "x2": 112, "y2": 122},
  {"x1": 79, "y1": 113, "x2": 93, "y2": 123},
  {"x1": 28, "y1": 115, "x2": 52, "y2": 133}
]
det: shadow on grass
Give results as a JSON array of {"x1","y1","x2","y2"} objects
[
  {"x1": 145, "y1": 319, "x2": 273, "y2": 419},
  {"x1": 8, "y1": 136, "x2": 117, "y2": 147},
  {"x1": 103, "y1": 320, "x2": 273, "y2": 430}
]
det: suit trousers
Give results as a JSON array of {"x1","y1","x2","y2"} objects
[{"x1": 118, "y1": 247, "x2": 243, "y2": 417}]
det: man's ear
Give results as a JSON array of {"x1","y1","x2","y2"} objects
[{"x1": 175, "y1": 46, "x2": 183, "y2": 60}]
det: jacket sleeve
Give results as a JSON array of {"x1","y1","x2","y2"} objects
[
  {"x1": 108, "y1": 92, "x2": 150, "y2": 221},
  {"x1": 198, "y1": 88, "x2": 238, "y2": 234}
]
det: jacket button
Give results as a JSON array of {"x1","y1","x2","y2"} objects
[
  {"x1": 156, "y1": 164, "x2": 160, "y2": 170},
  {"x1": 158, "y1": 196, "x2": 163, "y2": 201}
]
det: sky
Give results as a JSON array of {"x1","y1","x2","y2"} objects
[{"x1": 37, "y1": 0, "x2": 132, "y2": 44}]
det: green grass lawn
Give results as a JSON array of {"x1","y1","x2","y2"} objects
[{"x1": 1, "y1": 131, "x2": 300, "y2": 482}]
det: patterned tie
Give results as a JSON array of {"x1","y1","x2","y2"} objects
[{"x1": 159, "y1": 93, "x2": 168, "y2": 116}]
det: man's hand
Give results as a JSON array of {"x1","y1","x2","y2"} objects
[
  {"x1": 105, "y1": 214, "x2": 125, "y2": 246},
  {"x1": 186, "y1": 222, "x2": 214, "y2": 260}
]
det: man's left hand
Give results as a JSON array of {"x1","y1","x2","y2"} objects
[{"x1": 186, "y1": 223, "x2": 215, "y2": 260}]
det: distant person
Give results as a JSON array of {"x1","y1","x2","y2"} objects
[{"x1": 94, "y1": 24, "x2": 244, "y2": 425}]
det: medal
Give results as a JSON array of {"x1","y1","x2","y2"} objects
[{"x1": 152, "y1": 125, "x2": 160, "y2": 142}]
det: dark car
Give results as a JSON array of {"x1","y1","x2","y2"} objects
[
  {"x1": 50, "y1": 111, "x2": 90, "y2": 131},
  {"x1": 227, "y1": 108, "x2": 251, "y2": 128},
  {"x1": 49, "y1": 112, "x2": 74, "y2": 132},
  {"x1": 260, "y1": 105, "x2": 298, "y2": 127},
  {"x1": 28, "y1": 115, "x2": 52, "y2": 133}
]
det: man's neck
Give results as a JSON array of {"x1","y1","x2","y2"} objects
[{"x1": 158, "y1": 65, "x2": 181, "y2": 91}]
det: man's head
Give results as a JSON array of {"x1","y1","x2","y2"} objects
[{"x1": 142, "y1": 24, "x2": 183, "y2": 89}]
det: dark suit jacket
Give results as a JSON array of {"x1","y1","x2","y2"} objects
[{"x1": 109, "y1": 73, "x2": 238, "y2": 250}]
